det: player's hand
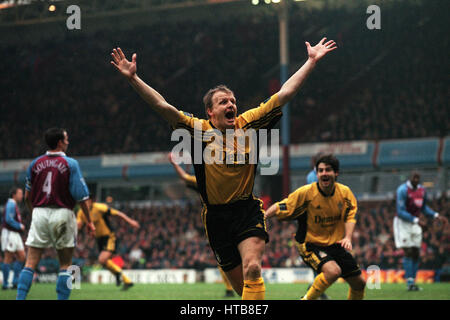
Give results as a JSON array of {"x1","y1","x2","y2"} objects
[
  {"x1": 306, "y1": 38, "x2": 337, "y2": 63},
  {"x1": 20, "y1": 223, "x2": 25, "y2": 231},
  {"x1": 129, "y1": 220, "x2": 140, "y2": 229},
  {"x1": 86, "y1": 222, "x2": 96, "y2": 237},
  {"x1": 110, "y1": 47, "x2": 137, "y2": 80},
  {"x1": 337, "y1": 237, "x2": 352, "y2": 252}
]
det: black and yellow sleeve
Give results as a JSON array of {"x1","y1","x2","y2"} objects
[
  {"x1": 275, "y1": 184, "x2": 311, "y2": 221},
  {"x1": 342, "y1": 186, "x2": 358, "y2": 223},
  {"x1": 238, "y1": 94, "x2": 282, "y2": 130}
]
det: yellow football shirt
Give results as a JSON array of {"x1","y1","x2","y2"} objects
[
  {"x1": 172, "y1": 94, "x2": 282, "y2": 205},
  {"x1": 274, "y1": 182, "x2": 357, "y2": 246},
  {"x1": 77, "y1": 202, "x2": 119, "y2": 238}
]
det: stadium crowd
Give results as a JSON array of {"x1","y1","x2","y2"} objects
[
  {"x1": 4, "y1": 195, "x2": 447, "y2": 278},
  {"x1": 0, "y1": 1, "x2": 448, "y2": 160}
]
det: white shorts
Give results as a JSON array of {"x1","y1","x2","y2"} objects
[
  {"x1": 393, "y1": 216, "x2": 422, "y2": 248},
  {"x1": 1, "y1": 228, "x2": 25, "y2": 252},
  {"x1": 25, "y1": 207, "x2": 77, "y2": 250}
]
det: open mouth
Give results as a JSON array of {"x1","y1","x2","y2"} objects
[{"x1": 225, "y1": 110, "x2": 235, "y2": 120}]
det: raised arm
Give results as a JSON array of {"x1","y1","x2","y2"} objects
[
  {"x1": 277, "y1": 37, "x2": 337, "y2": 106},
  {"x1": 114, "y1": 210, "x2": 140, "y2": 229},
  {"x1": 110, "y1": 47, "x2": 181, "y2": 124},
  {"x1": 168, "y1": 152, "x2": 190, "y2": 182}
]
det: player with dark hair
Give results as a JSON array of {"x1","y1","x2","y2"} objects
[
  {"x1": 76, "y1": 195, "x2": 140, "y2": 290},
  {"x1": 265, "y1": 154, "x2": 366, "y2": 300},
  {"x1": 1, "y1": 186, "x2": 26, "y2": 290},
  {"x1": 16, "y1": 128, "x2": 95, "y2": 300},
  {"x1": 394, "y1": 171, "x2": 447, "y2": 291},
  {"x1": 111, "y1": 38, "x2": 337, "y2": 299},
  {"x1": 305, "y1": 152, "x2": 329, "y2": 299}
]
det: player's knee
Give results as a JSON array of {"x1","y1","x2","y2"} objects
[
  {"x1": 98, "y1": 256, "x2": 108, "y2": 266},
  {"x1": 243, "y1": 261, "x2": 261, "y2": 280},
  {"x1": 322, "y1": 263, "x2": 341, "y2": 282}
]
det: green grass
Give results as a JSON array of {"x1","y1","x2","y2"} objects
[{"x1": 1, "y1": 282, "x2": 449, "y2": 300}]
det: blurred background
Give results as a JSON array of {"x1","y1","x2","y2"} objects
[{"x1": 0, "y1": 0, "x2": 448, "y2": 283}]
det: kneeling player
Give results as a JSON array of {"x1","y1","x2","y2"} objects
[{"x1": 265, "y1": 154, "x2": 366, "y2": 300}]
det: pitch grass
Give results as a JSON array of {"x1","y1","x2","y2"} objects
[{"x1": 1, "y1": 282, "x2": 449, "y2": 300}]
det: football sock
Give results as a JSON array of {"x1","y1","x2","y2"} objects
[
  {"x1": 219, "y1": 267, "x2": 233, "y2": 291},
  {"x1": 2, "y1": 263, "x2": 11, "y2": 288},
  {"x1": 12, "y1": 261, "x2": 24, "y2": 286},
  {"x1": 105, "y1": 259, "x2": 132, "y2": 284},
  {"x1": 242, "y1": 277, "x2": 265, "y2": 300},
  {"x1": 403, "y1": 257, "x2": 414, "y2": 286},
  {"x1": 105, "y1": 259, "x2": 122, "y2": 275},
  {"x1": 122, "y1": 274, "x2": 132, "y2": 285},
  {"x1": 56, "y1": 269, "x2": 72, "y2": 300},
  {"x1": 304, "y1": 273, "x2": 331, "y2": 300},
  {"x1": 16, "y1": 267, "x2": 34, "y2": 300},
  {"x1": 348, "y1": 287, "x2": 365, "y2": 300}
]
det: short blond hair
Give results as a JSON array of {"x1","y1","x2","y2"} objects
[{"x1": 202, "y1": 85, "x2": 234, "y2": 118}]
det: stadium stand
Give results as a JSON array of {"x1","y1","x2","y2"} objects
[
  {"x1": 0, "y1": 0, "x2": 448, "y2": 159},
  {"x1": 0, "y1": 0, "x2": 448, "y2": 285}
]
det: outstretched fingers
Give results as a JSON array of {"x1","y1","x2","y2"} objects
[
  {"x1": 319, "y1": 37, "x2": 327, "y2": 45},
  {"x1": 112, "y1": 48, "x2": 121, "y2": 62},
  {"x1": 117, "y1": 47, "x2": 126, "y2": 60}
]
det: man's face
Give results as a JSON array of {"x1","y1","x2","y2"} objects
[
  {"x1": 14, "y1": 188, "x2": 23, "y2": 203},
  {"x1": 207, "y1": 91, "x2": 237, "y2": 131},
  {"x1": 317, "y1": 162, "x2": 338, "y2": 190},
  {"x1": 410, "y1": 174, "x2": 420, "y2": 188}
]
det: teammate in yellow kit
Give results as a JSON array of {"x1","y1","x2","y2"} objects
[
  {"x1": 169, "y1": 152, "x2": 235, "y2": 297},
  {"x1": 111, "y1": 37, "x2": 337, "y2": 299},
  {"x1": 77, "y1": 196, "x2": 140, "y2": 290},
  {"x1": 265, "y1": 154, "x2": 366, "y2": 300}
]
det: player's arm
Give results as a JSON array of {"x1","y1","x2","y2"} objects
[
  {"x1": 277, "y1": 37, "x2": 337, "y2": 106},
  {"x1": 421, "y1": 193, "x2": 448, "y2": 225},
  {"x1": 338, "y1": 188, "x2": 358, "y2": 251},
  {"x1": 109, "y1": 208, "x2": 140, "y2": 229},
  {"x1": 67, "y1": 158, "x2": 95, "y2": 235},
  {"x1": 396, "y1": 185, "x2": 417, "y2": 223},
  {"x1": 168, "y1": 152, "x2": 197, "y2": 186},
  {"x1": 24, "y1": 163, "x2": 34, "y2": 214},
  {"x1": 4, "y1": 202, "x2": 24, "y2": 232},
  {"x1": 338, "y1": 222, "x2": 356, "y2": 252},
  {"x1": 264, "y1": 203, "x2": 278, "y2": 220},
  {"x1": 110, "y1": 47, "x2": 181, "y2": 125},
  {"x1": 264, "y1": 186, "x2": 308, "y2": 221}
]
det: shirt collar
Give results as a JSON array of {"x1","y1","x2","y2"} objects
[
  {"x1": 46, "y1": 151, "x2": 66, "y2": 157},
  {"x1": 316, "y1": 182, "x2": 335, "y2": 197}
]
